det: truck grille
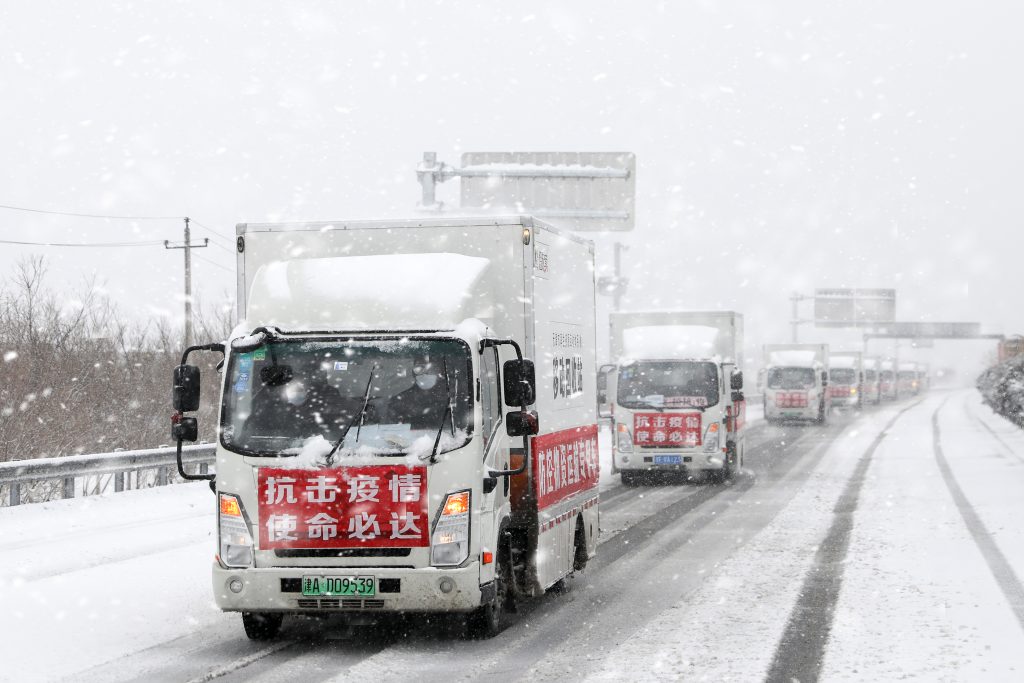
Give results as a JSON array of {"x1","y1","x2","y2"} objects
[{"x1": 296, "y1": 598, "x2": 386, "y2": 610}]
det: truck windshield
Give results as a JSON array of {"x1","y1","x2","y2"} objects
[
  {"x1": 865, "y1": 369, "x2": 878, "y2": 381},
  {"x1": 767, "y1": 367, "x2": 816, "y2": 390},
  {"x1": 220, "y1": 337, "x2": 473, "y2": 458},
  {"x1": 617, "y1": 360, "x2": 719, "y2": 409},
  {"x1": 831, "y1": 368, "x2": 856, "y2": 384}
]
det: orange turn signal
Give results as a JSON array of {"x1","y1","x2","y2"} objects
[
  {"x1": 219, "y1": 495, "x2": 242, "y2": 517},
  {"x1": 482, "y1": 551, "x2": 494, "y2": 565},
  {"x1": 443, "y1": 491, "x2": 470, "y2": 516}
]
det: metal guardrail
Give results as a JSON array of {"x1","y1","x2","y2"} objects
[{"x1": 0, "y1": 444, "x2": 216, "y2": 507}]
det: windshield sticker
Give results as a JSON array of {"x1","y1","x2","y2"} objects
[
  {"x1": 333, "y1": 361, "x2": 349, "y2": 371},
  {"x1": 238, "y1": 355, "x2": 253, "y2": 372},
  {"x1": 234, "y1": 371, "x2": 251, "y2": 393},
  {"x1": 253, "y1": 349, "x2": 267, "y2": 361}
]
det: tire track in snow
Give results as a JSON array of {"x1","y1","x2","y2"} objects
[
  {"x1": 932, "y1": 399, "x2": 1024, "y2": 633},
  {"x1": 766, "y1": 399, "x2": 923, "y2": 683}
]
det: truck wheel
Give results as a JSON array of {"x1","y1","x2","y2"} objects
[
  {"x1": 572, "y1": 518, "x2": 589, "y2": 572},
  {"x1": 621, "y1": 470, "x2": 641, "y2": 487},
  {"x1": 467, "y1": 546, "x2": 508, "y2": 639},
  {"x1": 242, "y1": 612, "x2": 283, "y2": 640}
]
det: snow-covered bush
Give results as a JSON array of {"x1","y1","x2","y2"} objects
[{"x1": 977, "y1": 354, "x2": 1024, "y2": 425}]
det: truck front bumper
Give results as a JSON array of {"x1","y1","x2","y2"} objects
[
  {"x1": 212, "y1": 561, "x2": 483, "y2": 613},
  {"x1": 615, "y1": 451, "x2": 724, "y2": 472}
]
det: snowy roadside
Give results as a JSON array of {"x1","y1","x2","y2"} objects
[
  {"x1": 0, "y1": 483, "x2": 230, "y2": 682},
  {"x1": 823, "y1": 390, "x2": 1024, "y2": 680},
  {"x1": 585, "y1": 402, "x2": 898, "y2": 681}
]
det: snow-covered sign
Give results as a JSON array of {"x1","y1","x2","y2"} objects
[
  {"x1": 455, "y1": 152, "x2": 636, "y2": 232},
  {"x1": 813, "y1": 288, "x2": 895, "y2": 328}
]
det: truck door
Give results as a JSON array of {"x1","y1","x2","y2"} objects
[{"x1": 480, "y1": 344, "x2": 509, "y2": 509}]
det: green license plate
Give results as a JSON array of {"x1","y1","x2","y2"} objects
[{"x1": 301, "y1": 575, "x2": 375, "y2": 597}]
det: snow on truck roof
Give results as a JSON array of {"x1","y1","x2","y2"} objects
[
  {"x1": 246, "y1": 253, "x2": 492, "y2": 330},
  {"x1": 829, "y1": 356, "x2": 860, "y2": 369},
  {"x1": 620, "y1": 325, "x2": 730, "y2": 362},
  {"x1": 768, "y1": 350, "x2": 822, "y2": 367}
]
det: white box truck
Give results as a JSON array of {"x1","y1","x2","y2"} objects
[
  {"x1": 828, "y1": 351, "x2": 864, "y2": 409},
  {"x1": 763, "y1": 344, "x2": 831, "y2": 423},
  {"x1": 169, "y1": 216, "x2": 599, "y2": 639},
  {"x1": 606, "y1": 311, "x2": 745, "y2": 485}
]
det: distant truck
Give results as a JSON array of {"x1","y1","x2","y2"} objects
[
  {"x1": 605, "y1": 311, "x2": 745, "y2": 485},
  {"x1": 828, "y1": 352, "x2": 864, "y2": 409},
  {"x1": 862, "y1": 357, "x2": 883, "y2": 405},
  {"x1": 763, "y1": 344, "x2": 831, "y2": 424},
  {"x1": 879, "y1": 360, "x2": 898, "y2": 400},
  {"x1": 169, "y1": 216, "x2": 599, "y2": 640},
  {"x1": 898, "y1": 361, "x2": 921, "y2": 396}
]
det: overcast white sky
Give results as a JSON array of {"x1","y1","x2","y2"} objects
[{"x1": 1, "y1": 1, "x2": 1021, "y2": 376}]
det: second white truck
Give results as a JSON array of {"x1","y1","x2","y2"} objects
[{"x1": 606, "y1": 311, "x2": 745, "y2": 485}]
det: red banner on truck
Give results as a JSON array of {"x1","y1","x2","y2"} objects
[
  {"x1": 256, "y1": 465, "x2": 429, "y2": 549},
  {"x1": 632, "y1": 412, "x2": 702, "y2": 448},
  {"x1": 532, "y1": 425, "x2": 599, "y2": 509}
]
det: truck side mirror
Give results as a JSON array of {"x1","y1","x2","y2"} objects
[
  {"x1": 821, "y1": 371, "x2": 829, "y2": 385},
  {"x1": 171, "y1": 414, "x2": 199, "y2": 442},
  {"x1": 597, "y1": 363, "x2": 617, "y2": 419},
  {"x1": 506, "y1": 410, "x2": 539, "y2": 437},
  {"x1": 731, "y1": 371, "x2": 743, "y2": 391},
  {"x1": 731, "y1": 391, "x2": 745, "y2": 403},
  {"x1": 173, "y1": 365, "x2": 202, "y2": 412},
  {"x1": 503, "y1": 359, "x2": 536, "y2": 406}
]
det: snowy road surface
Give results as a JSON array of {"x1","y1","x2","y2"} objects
[{"x1": 3, "y1": 389, "x2": 1024, "y2": 681}]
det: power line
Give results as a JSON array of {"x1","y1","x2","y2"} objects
[
  {"x1": 190, "y1": 219, "x2": 234, "y2": 241},
  {"x1": 0, "y1": 238, "x2": 164, "y2": 248},
  {"x1": 193, "y1": 252, "x2": 234, "y2": 274},
  {"x1": 0, "y1": 203, "x2": 183, "y2": 221}
]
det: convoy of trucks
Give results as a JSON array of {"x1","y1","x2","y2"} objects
[
  {"x1": 604, "y1": 311, "x2": 745, "y2": 485},
  {"x1": 168, "y1": 213, "x2": 932, "y2": 640},
  {"x1": 762, "y1": 344, "x2": 831, "y2": 424}
]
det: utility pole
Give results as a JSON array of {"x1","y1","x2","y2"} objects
[
  {"x1": 613, "y1": 242, "x2": 628, "y2": 312},
  {"x1": 790, "y1": 292, "x2": 807, "y2": 343},
  {"x1": 164, "y1": 217, "x2": 208, "y2": 348}
]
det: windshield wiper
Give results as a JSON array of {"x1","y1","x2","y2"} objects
[
  {"x1": 325, "y1": 366, "x2": 376, "y2": 463},
  {"x1": 428, "y1": 359, "x2": 455, "y2": 464}
]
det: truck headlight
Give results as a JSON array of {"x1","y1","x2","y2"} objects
[
  {"x1": 432, "y1": 490, "x2": 470, "y2": 567},
  {"x1": 219, "y1": 493, "x2": 253, "y2": 568},
  {"x1": 703, "y1": 422, "x2": 721, "y2": 452},
  {"x1": 616, "y1": 423, "x2": 633, "y2": 452}
]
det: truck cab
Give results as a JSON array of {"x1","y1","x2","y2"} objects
[{"x1": 862, "y1": 357, "x2": 883, "y2": 404}]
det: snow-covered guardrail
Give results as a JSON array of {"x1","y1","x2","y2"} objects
[{"x1": 0, "y1": 444, "x2": 216, "y2": 507}]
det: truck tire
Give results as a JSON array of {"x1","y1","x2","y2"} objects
[
  {"x1": 621, "y1": 470, "x2": 641, "y2": 487},
  {"x1": 467, "y1": 543, "x2": 509, "y2": 639},
  {"x1": 710, "y1": 443, "x2": 736, "y2": 484},
  {"x1": 572, "y1": 517, "x2": 589, "y2": 572},
  {"x1": 242, "y1": 611, "x2": 283, "y2": 640}
]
